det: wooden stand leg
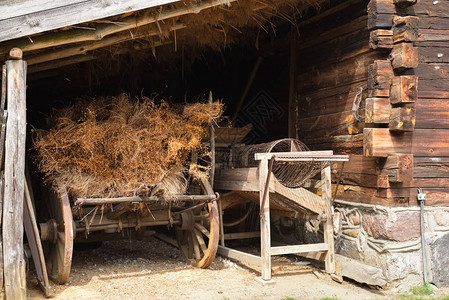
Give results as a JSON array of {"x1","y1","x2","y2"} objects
[
  {"x1": 218, "y1": 198, "x2": 225, "y2": 247},
  {"x1": 259, "y1": 158, "x2": 271, "y2": 280},
  {"x1": 321, "y1": 165, "x2": 335, "y2": 274}
]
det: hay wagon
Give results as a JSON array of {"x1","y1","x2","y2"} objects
[
  {"x1": 39, "y1": 177, "x2": 220, "y2": 284},
  {"x1": 29, "y1": 93, "x2": 225, "y2": 288}
]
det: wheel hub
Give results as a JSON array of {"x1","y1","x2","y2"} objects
[
  {"x1": 40, "y1": 219, "x2": 58, "y2": 244},
  {"x1": 180, "y1": 211, "x2": 195, "y2": 231}
]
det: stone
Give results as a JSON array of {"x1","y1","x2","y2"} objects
[
  {"x1": 342, "y1": 228, "x2": 359, "y2": 238},
  {"x1": 362, "y1": 212, "x2": 420, "y2": 242},
  {"x1": 430, "y1": 232, "x2": 449, "y2": 287},
  {"x1": 335, "y1": 238, "x2": 361, "y2": 260},
  {"x1": 386, "y1": 252, "x2": 422, "y2": 282},
  {"x1": 348, "y1": 211, "x2": 361, "y2": 225},
  {"x1": 336, "y1": 254, "x2": 387, "y2": 286},
  {"x1": 434, "y1": 211, "x2": 449, "y2": 227}
]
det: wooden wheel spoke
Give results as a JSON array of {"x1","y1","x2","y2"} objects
[
  {"x1": 193, "y1": 228, "x2": 207, "y2": 253},
  {"x1": 46, "y1": 187, "x2": 73, "y2": 284},
  {"x1": 194, "y1": 223, "x2": 210, "y2": 238},
  {"x1": 175, "y1": 183, "x2": 219, "y2": 268},
  {"x1": 181, "y1": 230, "x2": 189, "y2": 245},
  {"x1": 195, "y1": 213, "x2": 209, "y2": 221},
  {"x1": 192, "y1": 232, "x2": 201, "y2": 260},
  {"x1": 187, "y1": 233, "x2": 194, "y2": 259}
]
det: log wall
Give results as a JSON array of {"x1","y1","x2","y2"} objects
[{"x1": 295, "y1": 0, "x2": 449, "y2": 207}]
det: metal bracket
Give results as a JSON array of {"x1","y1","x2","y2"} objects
[{"x1": 417, "y1": 188, "x2": 427, "y2": 202}]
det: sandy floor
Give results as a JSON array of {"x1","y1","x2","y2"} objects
[{"x1": 26, "y1": 236, "x2": 448, "y2": 300}]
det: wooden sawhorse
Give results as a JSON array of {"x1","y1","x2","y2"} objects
[{"x1": 217, "y1": 151, "x2": 349, "y2": 281}]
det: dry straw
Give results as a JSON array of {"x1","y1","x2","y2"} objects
[{"x1": 34, "y1": 93, "x2": 223, "y2": 199}]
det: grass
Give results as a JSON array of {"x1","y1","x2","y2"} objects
[
  {"x1": 398, "y1": 296, "x2": 449, "y2": 300},
  {"x1": 410, "y1": 283, "x2": 433, "y2": 296}
]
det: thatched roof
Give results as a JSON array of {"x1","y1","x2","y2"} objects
[{"x1": 0, "y1": 0, "x2": 327, "y2": 74}]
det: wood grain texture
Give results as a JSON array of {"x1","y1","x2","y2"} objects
[
  {"x1": 364, "y1": 128, "x2": 449, "y2": 157},
  {"x1": 258, "y1": 158, "x2": 271, "y2": 280},
  {"x1": 393, "y1": 16, "x2": 419, "y2": 43},
  {"x1": 389, "y1": 106, "x2": 416, "y2": 132},
  {"x1": 321, "y1": 166, "x2": 335, "y2": 274},
  {"x1": 390, "y1": 75, "x2": 418, "y2": 104},
  {"x1": 390, "y1": 43, "x2": 419, "y2": 69},
  {"x1": 369, "y1": 29, "x2": 393, "y2": 49},
  {"x1": 386, "y1": 154, "x2": 414, "y2": 182},
  {"x1": 3, "y1": 59, "x2": 27, "y2": 300},
  {"x1": 0, "y1": 0, "x2": 179, "y2": 42},
  {"x1": 365, "y1": 97, "x2": 390, "y2": 124},
  {"x1": 364, "y1": 98, "x2": 449, "y2": 128}
]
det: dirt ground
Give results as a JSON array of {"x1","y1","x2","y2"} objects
[{"x1": 26, "y1": 236, "x2": 448, "y2": 300}]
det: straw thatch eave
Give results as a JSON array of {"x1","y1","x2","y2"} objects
[{"x1": 1, "y1": 0, "x2": 327, "y2": 73}]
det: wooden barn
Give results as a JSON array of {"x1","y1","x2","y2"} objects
[{"x1": 0, "y1": 0, "x2": 449, "y2": 298}]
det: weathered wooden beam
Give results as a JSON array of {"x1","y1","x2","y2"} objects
[
  {"x1": 365, "y1": 97, "x2": 390, "y2": 124},
  {"x1": 369, "y1": 0, "x2": 449, "y2": 15},
  {"x1": 368, "y1": 60, "x2": 393, "y2": 97},
  {"x1": 389, "y1": 106, "x2": 416, "y2": 132},
  {"x1": 393, "y1": 0, "x2": 417, "y2": 8},
  {"x1": 393, "y1": 16, "x2": 419, "y2": 43},
  {"x1": 223, "y1": 232, "x2": 260, "y2": 240},
  {"x1": 3, "y1": 57, "x2": 27, "y2": 300},
  {"x1": 299, "y1": 15, "x2": 367, "y2": 51},
  {"x1": 368, "y1": 60, "x2": 394, "y2": 87},
  {"x1": 368, "y1": 12, "x2": 393, "y2": 30},
  {"x1": 386, "y1": 154, "x2": 414, "y2": 182},
  {"x1": 217, "y1": 246, "x2": 261, "y2": 267},
  {"x1": 298, "y1": 51, "x2": 379, "y2": 93},
  {"x1": 299, "y1": 0, "x2": 361, "y2": 27},
  {"x1": 301, "y1": 134, "x2": 363, "y2": 154},
  {"x1": 270, "y1": 243, "x2": 328, "y2": 256},
  {"x1": 390, "y1": 75, "x2": 418, "y2": 104},
  {"x1": 417, "y1": 29, "x2": 449, "y2": 42},
  {"x1": 0, "y1": 0, "x2": 85, "y2": 20},
  {"x1": 390, "y1": 43, "x2": 418, "y2": 70},
  {"x1": 364, "y1": 97, "x2": 449, "y2": 129},
  {"x1": 364, "y1": 128, "x2": 449, "y2": 157},
  {"x1": 322, "y1": 165, "x2": 335, "y2": 274},
  {"x1": 298, "y1": 111, "x2": 363, "y2": 136},
  {"x1": 0, "y1": 0, "x2": 181, "y2": 43},
  {"x1": 369, "y1": 29, "x2": 393, "y2": 49},
  {"x1": 28, "y1": 55, "x2": 95, "y2": 74},
  {"x1": 368, "y1": 0, "x2": 449, "y2": 29},
  {"x1": 0, "y1": 0, "x2": 235, "y2": 57},
  {"x1": 259, "y1": 157, "x2": 271, "y2": 281},
  {"x1": 28, "y1": 39, "x2": 172, "y2": 76}
]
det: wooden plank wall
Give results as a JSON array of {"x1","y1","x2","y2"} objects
[
  {"x1": 296, "y1": 0, "x2": 449, "y2": 207},
  {"x1": 296, "y1": 0, "x2": 377, "y2": 153}
]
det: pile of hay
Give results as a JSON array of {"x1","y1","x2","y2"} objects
[{"x1": 33, "y1": 93, "x2": 223, "y2": 199}]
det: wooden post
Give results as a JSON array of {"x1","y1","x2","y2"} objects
[
  {"x1": 288, "y1": 26, "x2": 298, "y2": 138},
  {"x1": 321, "y1": 164, "x2": 335, "y2": 274},
  {"x1": 3, "y1": 50, "x2": 27, "y2": 300},
  {"x1": 208, "y1": 91, "x2": 215, "y2": 188},
  {"x1": 259, "y1": 158, "x2": 271, "y2": 280},
  {"x1": 0, "y1": 64, "x2": 6, "y2": 295}
]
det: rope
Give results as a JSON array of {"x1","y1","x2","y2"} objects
[{"x1": 352, "y1": 86, "x2": 364, "y2": 122}]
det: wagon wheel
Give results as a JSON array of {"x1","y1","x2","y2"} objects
[
  {"x1": 42, "y1": 187, "x2": 74, "y2": 284},
  {"x1": 175, "y1": 179, "x2": 219, "y2": 268}
]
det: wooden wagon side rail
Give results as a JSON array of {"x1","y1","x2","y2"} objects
[{"x1": 74, "y1": 194, "x2": 218, "y2": 206}]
